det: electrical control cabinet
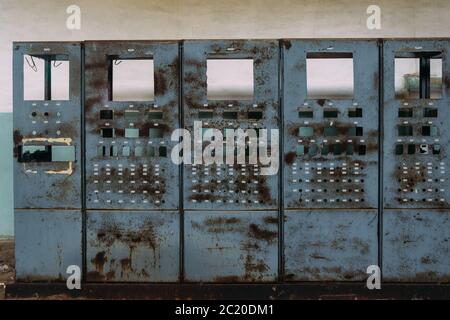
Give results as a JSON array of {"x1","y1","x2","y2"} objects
[
  {"x1": 84, "y1": 41, "x2": 180, "y2": 282},
  {"x1": 13, "y1": 42, "x2": 82, "y2": 280},
  {"x1": 182, "y1": 40, "x2": 280, "y2": 211},
  {"x1": 382, "y1": 40, "x2": 450, "y2": 282},
  {"x1": 12, "y1": 39, "x2": 450, "y2": 285},
  {"x1": 282, "y1": 40, "x2": 379, "y2": 281},
  {"x1": 182, "y1": 40, "x2": 280, "y2": 281}
]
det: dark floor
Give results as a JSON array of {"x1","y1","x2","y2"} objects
[{"x1": 0, "y1": 237, "x2": 15, "y2": 299}]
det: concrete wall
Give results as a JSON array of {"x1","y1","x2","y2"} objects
[{"x1": 0, "y1": 0, "x2": 449, "y2": 235}]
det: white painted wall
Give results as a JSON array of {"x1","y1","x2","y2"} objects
[{"x1": 1, "y1": 0, "x2": 450, "y2": 112}]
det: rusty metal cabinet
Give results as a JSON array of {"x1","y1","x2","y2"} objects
[
  {"x1": 12, "y1": 39, "x2": 450, "y2": 286},
  {"x1": 382, "y1": 40, "x2": 450, "y2": 282},
  {"x1": 282, "y1": 40, "x2": 379, "y2": 281},
  {"x1": 182, "y1": 40, "x2": 280, "y2": 282},
  {"x1": 84, "y1": 41, "x2": 180, "y2": 282},
  {"x1": 13, "y1": 42, "x2": 82, "y2": 280}
]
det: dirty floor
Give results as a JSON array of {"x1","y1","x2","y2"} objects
[{"x1": 0, "y1": 237, "x2": 15, "y2": 299}]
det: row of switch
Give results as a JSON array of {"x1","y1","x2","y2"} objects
[
  {"x1": 97, "y1": 145, "x2": 168, "y2": 157},
  {"x1": 298, "y1": 107, "x2": 362, "y2": 118},
  {"x1": 100, "y1": 109, "x2": 163, "y2": 120},
  {"x1": 100, "y1": 127, "x2": 165, "y2": 139},
  {"x1": 298, "y1": 126, "x2": 364, "y2": 137},
  {"x1": 397, "y1": 125, "x2": 439, "y2": 136},
  {"x1": 296, "y1": 144, "x2": 368, "y2": 156},
  {"x1": 395, "y1": 144, "x2": 441, "y2": 155}
]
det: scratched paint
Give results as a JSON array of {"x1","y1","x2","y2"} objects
[
  {"x1": 383, "y1": 40, "x2": 450, "y2": 209},
  {"x1": 84, "y1": 41, "x2": 180, "y2": 211},
  {"x1": 13, "y1": 42, "x2": 82, "y2": 209},
  {"x1": 284, "y1": 210, "x2": 378, "y2": 281},
  {"x1": 382, "y1": 40, "x2": 450, "y2": 282},
  {"x1": 12, "y1": 39, "x2": 450, "y2": 285},
  {"x1": 282, "y1": 40, "x2": 379, "y2": 210},
  {"x1": 184, "y1": 211, "x2": 278, "y2": 282},
  {"x1": 183, "y1": 40, "x2": 280, "y2": 211},
  {"x1": 86, "y1": 211, "x2": 179, "y2": 282},
  {"x1": 383, "y1": 210, "x2": 450, "y2": 282},
  {"x1": 15, "y1": 210, "x2": 82, "y2": 281}
]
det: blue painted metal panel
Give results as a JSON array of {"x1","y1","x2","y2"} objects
[
  {"x1": 182, "y1": 40, "x2": 279, "y2": 210},
  {"x1": 13, "y1": 42, "x2": 82, "y2": 209},
  {"x1": 11, "y1": 39, "x2": 450, "y2": 285},
  {"x1": 282, "y1": 40, "x2": 379, "y2": 281},
  {"x1": 15, "y1": 210, "x2": 82, "y2": 281},
  {"x1": 282, "y1": 40, "x2": 379, "y2": 209},
  {"x1": 382, "y1": 40, "x2": 450, "y2": 282},
  {"x1": 13, "y1": 42, "x2": 83, "y2": 282},
  {"x1": 383, "y1": 210, "x2": 450, "y2": 282},
  {"x1": 284, "y1": 210, "x2": 378, "y2": 281},
  {"x1": 383, "y1": 40, "x2": 450, "y2": 208},
  {"x1": 86, "y1": 211, "x2": 179, "y2": 282},
  {"x1": 84, "y1": 41, "x2": 180, "y2": 210},
  {"x1": 184, "y1": 211, "x2": 278, "y2": 282},
  {"x1": 0, "y1": 113, "x2": 13, "y2": 236}
]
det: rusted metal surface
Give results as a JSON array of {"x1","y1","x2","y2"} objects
[
  {"x1": 184, "y1": 211, "x2": 278, "y2": 282},
  {"x1": 84, "y1": 41, "x2": 180, "y2": 210},
  {"x1": 284, "y1": 211, "x2": 377, "y2": 281},
  {"x1": 283, "y1": 40, "x2": 379, "y2": 209},
  {"x1": 13, "y1": 42, "x2": 82, "y2": 282},
  {"x1": 14, "y1": 210, "x2": 82, "y2": 281},
  {"x1": 86, "y1": 211, "x2": 179, "y2": 282},
  {"x1": 282, "y1": 40, "x2": 379, "y2": 282},
  {"x1": 382, "y1": 40, "x2": 450, "y2": 282},
  {"x1": 383, "y1": 210, "x2": 450, "y2": 282},
  {"x1": 11, "y1": 39, "x2": 450, "y2": 288},
  {"x1": 182, "y1": 40, "x2": 279, "y2": 210},
  {"x1": 83, "y1": 41, "x2": 181, "y2": 283},
  {"x1": 383, "y1": 40, "x2": 450, "y2": 208},
  {"x1": 13, "y1": 42, "x2": 82, "y2": 209}
]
